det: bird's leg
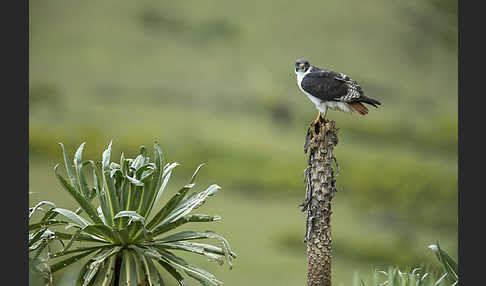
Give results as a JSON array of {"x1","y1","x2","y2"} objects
[
  {"x1": 321, "y1": 108, "x2": 328, "y2": 122},
  {"x1": 313, "y1": 111, "x2": 321, "y2": 126}
]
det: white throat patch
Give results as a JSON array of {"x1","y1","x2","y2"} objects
[{"x1": 295, "y1": 68, "x2": 311, "y2": 85}]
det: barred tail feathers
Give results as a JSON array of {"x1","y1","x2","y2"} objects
[{"x1": 360, "y1": 96, "x2": 381, "y2": 108}]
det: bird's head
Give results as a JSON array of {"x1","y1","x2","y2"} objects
[{"x1": 295, "y1": 58, "x2": 310, "y2": 74}]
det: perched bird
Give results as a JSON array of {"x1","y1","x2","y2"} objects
[{"x1": 294, "y1": 58, "x2": 381, "y2": 123}]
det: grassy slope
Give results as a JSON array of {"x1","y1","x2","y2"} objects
[
  {"x1": 29, "y1": 1, "x2": 457, "y2": 285},
  {"x1": 30, "y1": 161, "x2": 455, "y2": 286}
]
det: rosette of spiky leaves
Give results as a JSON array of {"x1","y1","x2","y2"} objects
[{"x1": 29, "y1": 141, "x2": 236, "y2": 286}]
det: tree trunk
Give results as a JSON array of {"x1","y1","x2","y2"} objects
[{"x1": 302, "y1": 117, "x2": 339, "y2": 286}]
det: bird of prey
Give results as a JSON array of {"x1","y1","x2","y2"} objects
[{"x1": 294, "y1": 58, "x2": 381, "y2": 123}]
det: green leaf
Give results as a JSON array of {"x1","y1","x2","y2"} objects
[
  {"x1": 80, "y1": 257, "x2": 102, "y2": 286},
  {"x1": 429, "y1": 243, "x2": 458, "y2": 283},
  {"x1": 158, "y1": 249, "x2": 223, "y2": 286},
  {"x1": 119, "y1": 177, "x2": 128, "y2": 208},
  {"x1": 152, "y1": 241, "x2": 236, "y2": 260},
  {"x1": 59, "y1": 142, "x2": 78, "y2": 189},
  {"x1": 158, "y1": 184, "x2": 220, "y2": 227},
  {"x1": 120, "y1": 249, "x2": 139, "y2": 286},
  {"x1": 126, "y1": 175, "x2": 144, "y2": 187},
  {"x1": 29, "y1": 228, "x2": 48, "y2": 249},
  {"x1": 156, "y1": 230, "x2": 235, "y2": 269},
  {"x1": 135, "y1": 164, "x2": 155, "y2": 180},
  {"x1": 50, "y1": 246, "x2": 108, "y2": 259},
  {"x1": 153, "y1": 162, "x2": 179, "y2": 206},
  {"x1": 83, "y1": 246, "x2": 122, "y2": 286},
  {"x1": 140, "y1": 167, "x2": 155, "y2": 182},
  {"x1": 132, "y1": 245, "x2": 184, "y2": 286},
  {"x1": 74, "y1": 183, "x2": 97, "y2": 217},
  {"x1": 102, "y1": 141, "x2": 121, "y2": 228},
  {"x1": 115, "y1": 210, "x2": 149, "y2": 240},
  {"x1": 139, "y1": 254, "x2": 165, "y2": 286},
  {"x1": 131, "y1": 154, "x2": 146, "y2": 171},
  {"x1": 139, "y1": 143, "x2": 164, "y2": 218},
  {"x1": 154, "y1": 259, "x2": 185, "y2": 286},
  {"x1": 29, "y1": 219, "x2": 70, "y2": 232},
  {"x1": 96, "y1": 206, "x2": 106, "y2": 225},
  {"x1": 91, "y1": 255, "x2": 116, "y2": 286},
  {"x1": 53, "y1": 231, "x2": 109, "y2": 244},
  {"x1": 75, "y1": 260, "x2": 94, "y2": 286},
  {"x1": 40, "y1": 208, "x2": 59, "y2": 223},
  {"x1": 150, "y1": 214, "x2": 221, "y2": 238},
  {"x1": 31, "y1": 238, "x2": 53, "y2": 263},
  {"x1": 129, "y1": 250, "x2": 144, "y2": 286},
  {"x1": 29, "y1": 209, "x2": 60, "y2": 233},
  {"x1": 189, "y1": 163, "x2": 205, "y2": 184},
  {"x1": 54, "y1": 165, "x2": 104, "y2": 225},
  {"x1": 120, "y1": 153, "x2": 128, "y2": 175},
  {"x1": 157, "y1": 230, "x2": 212, "y2": 243},
  {"x1": 74, "y1": 142, "x2": 92, "y2": 199},
  {"x1": 88, "y1": 160, "x2": 114, "y2": 227},
  {"x1": 61, "y1": 227, "x2": 86, "y2": 253},
  {"x1": 125, "y1": 179, "x2": 145, "y2": 219},
  {"x1": 131, "y1": 185, "x2": 144, "y2": 211},
  {"x1": 83, "y1": 224, "x2": 119, "y2": 244},
  {"x1": 29, "y1": 201, "x2": 56, "y2": 220},
  {"x1": 130, "y1": 245, "x2": 163, "y2": 261},
  {"x1": 434, "y1": 273, "x2": 448, "y2": 286},
  {"x1": 151, "y1": 242, "x2": 227, "y2": 266},
  {"x1": 114, "y1": 210, "x2": 146, "y2": 225},
  {"x1": 50, "y1": 248, "x2": 99, "y2": 273},
  {"x1": 52, "y1": 208, "x2": 90, "y2": 228},
  {"x1": 186, "y1": 269, "x2": 218, "y2": 286},
  {"x1": 146, "y1": 183, "x2": 195, "y2": 231}
]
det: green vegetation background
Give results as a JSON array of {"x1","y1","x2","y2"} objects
[{"x1": 29, "y1": 1, "x2": 457, "y2": 285}]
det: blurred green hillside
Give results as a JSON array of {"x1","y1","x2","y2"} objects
[{"x1": 29, "y1": 0, "x2": 457, "y2": 285}]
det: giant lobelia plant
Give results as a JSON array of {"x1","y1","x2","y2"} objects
[{"x1": 29, "y1": 141, "x2": 236, "y2": 286}]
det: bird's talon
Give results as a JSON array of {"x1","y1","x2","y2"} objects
[{"x1": 319, "y1": 114, "x2": 326, "y2": 123}]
